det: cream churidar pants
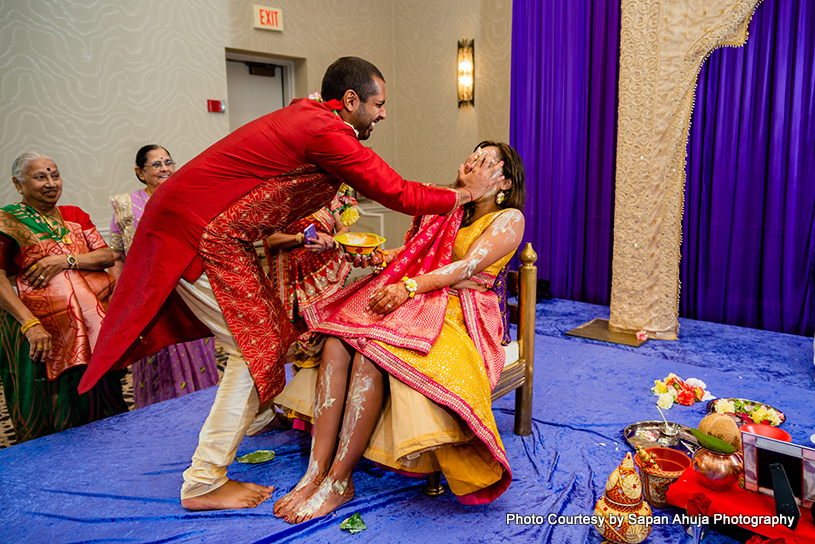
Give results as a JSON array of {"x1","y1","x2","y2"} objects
[{"x1": 175, "y1": 272, "x2": 276, "y2": 499}]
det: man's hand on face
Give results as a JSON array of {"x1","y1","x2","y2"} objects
[{"x1": 456, "y1": 150, "x2": 504, "y2": 202}]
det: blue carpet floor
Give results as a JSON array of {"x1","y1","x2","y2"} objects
[
  {"x1": 536, "y1": 298, "x2": 814, "y2": 387},
  {"x1": 1, "y1": 299, "x2": 812, "y2": 544}
]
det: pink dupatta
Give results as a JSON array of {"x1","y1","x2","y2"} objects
[
  {"x1": 458, "y1": 277, "x2": 506, "y2": 390},
  {"x1": 302, "y1": 209, "x2": 463, "y2": 353},
  {"x1": 301, "y1": 208, "x2": 514, "y2": 505},
  {"x1": 302, "y1": 207, "x2": 507, "y2": 390}
]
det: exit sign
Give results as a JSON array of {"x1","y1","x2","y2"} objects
[{"x1": 253, "y1": 5, "x2": 283, "y2": 31}]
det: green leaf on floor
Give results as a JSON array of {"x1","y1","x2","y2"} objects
[
  {"x1": 340, "y1": 512, "x2": 367, "y2": 534},
  {"x1": 236, "y1": 449, "x2": 276, "y2": 463}
]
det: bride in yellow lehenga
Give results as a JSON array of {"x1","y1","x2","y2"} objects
[{"x1": 274, "y1": 141, "x2": 526, "y2": 523}]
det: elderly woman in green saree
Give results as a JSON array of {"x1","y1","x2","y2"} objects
[{"x1": 0, "y1": 152, "x2": 127, "y2": 443}]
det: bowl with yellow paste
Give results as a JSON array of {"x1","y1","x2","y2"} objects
[{"x1": 335, "y1": 232, "x2": 385, "y2": 255}]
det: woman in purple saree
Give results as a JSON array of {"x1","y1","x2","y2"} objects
[{"x1": 109, "y1": 145, "x2": 219, "y2": 409}]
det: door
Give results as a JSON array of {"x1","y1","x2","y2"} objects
[{"x1": 225, "y1": 54, "x2": 291, "y2": 131}]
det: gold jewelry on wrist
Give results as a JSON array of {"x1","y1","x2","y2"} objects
[
  {"x1": 402, "y1": 277, "x2": 418, "y2": 298},
  {"x1": 371, "y1": 249, "x2": 389, "y2": 274},
  {"x1": 295, "y1": 233, "x2": 305, "y2": 245},
  {"x1": 66, "y1": 254, "x2": 78, "y2": 269},
  {"x1": 20, "y1": 317, "x2": 41, "y2": 335}
]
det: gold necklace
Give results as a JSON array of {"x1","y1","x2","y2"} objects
[{"x1": 21, "y1": 204, "x2": 72, "y2": 245}]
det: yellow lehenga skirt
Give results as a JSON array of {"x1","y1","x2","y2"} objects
[{"x1": 275, "y1": 295, "x2": 507, "y2": 498}]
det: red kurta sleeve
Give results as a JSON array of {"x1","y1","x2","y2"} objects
[{"x1": 305, "y1": 128, "x2": 458, "y2": 216}]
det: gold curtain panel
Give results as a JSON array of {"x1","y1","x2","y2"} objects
[{"x1": 609, "y1": 0, "x2": 764, "y2": 339}]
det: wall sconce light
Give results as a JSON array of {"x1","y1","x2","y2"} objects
[{"x1": 457, "y1": 39, "x2": 474, "y2": 108}]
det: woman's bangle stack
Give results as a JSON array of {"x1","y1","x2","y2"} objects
[
  {"x1": 20, "y1": 317, "x2": 41, "y2": 335},
  {"x1": 371, "y1": 249, "x2": 389, "y2": 274}
]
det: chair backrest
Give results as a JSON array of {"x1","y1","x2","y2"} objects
[{"x1": 506, "y1": 270, "x2": 520, "y2": 326}]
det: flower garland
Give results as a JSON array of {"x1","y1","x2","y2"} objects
[
  {"x1": 309, "y1": 91, "x2": 358, "y2": 137},
  {"x1": 336, "y1": 184, "x2": 359, "y2": 227},
  {"x1": 651, "y1": 373, "x2": 715, "y2": 409}
]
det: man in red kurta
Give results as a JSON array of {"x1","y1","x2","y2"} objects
[{"x1": 78, "y1": 57, "x2": 503, "y2": 510}]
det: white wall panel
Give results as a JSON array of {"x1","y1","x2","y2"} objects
[{"x1": 1, "y1": 0, "x2": 511, "y2": 234}]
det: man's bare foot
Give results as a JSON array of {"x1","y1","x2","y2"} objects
[
  {"x1": 247, "y1": 411, "x2": 292, "y2": 437},
  {"x1": 288, "y1": 476, "x2": 354, "y2": 524},
  {"x1": 181, "y1": 479, "x2": 274, "y2": 511},
  {"x1": 274, "y1": 472, "x2": 324, "y2": 519}
]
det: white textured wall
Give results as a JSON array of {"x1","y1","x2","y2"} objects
[
  {"x1": 391, "y1": 0, "x2": 513, "y2": 183},
  {"x1": 0, "y1": 0, "x2": 511, "y2": 230}
]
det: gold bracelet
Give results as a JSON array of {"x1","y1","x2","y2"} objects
[
  {"x1": 295, "y1": 233, "x2": 305, "y2": 245},
  {"x1": 20, "y1": 317, "x2": 41, "y2": 335}
]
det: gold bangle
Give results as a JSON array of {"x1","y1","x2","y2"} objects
[
  {"x1": 295, "y1": 233, "x2": 305, "y2": 245},
  {"x1": 20, "y1": 317, "x2": 41, "y2": 335}
]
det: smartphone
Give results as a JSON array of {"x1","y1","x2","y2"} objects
[{"x1": 303, "y1": 223, "x2": 317, "y2": 242}]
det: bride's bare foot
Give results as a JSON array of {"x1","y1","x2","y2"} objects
[
  {"x1": 181, "y1": 479, "x2": 274, "y2": 511},
  {"x1": 288, "y1": 476, "x2": 355, "y2": 524},
  {"x1": 274, "y1": 472, "x2": 324, "y2": 519},
  {"x1": 247, "y1": 411, "x2": 292, "y2": 437}
]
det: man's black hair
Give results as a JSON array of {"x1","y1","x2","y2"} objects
[{"x1": 321, "y1": 57, "x2": 385, "y2": 103}]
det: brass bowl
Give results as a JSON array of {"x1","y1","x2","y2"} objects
[{"x1": 335, "y1": 232, "x2": 385, "y2": 255}]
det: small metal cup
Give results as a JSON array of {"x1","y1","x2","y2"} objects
[{"x1": 658, "y1": 423, "x2": 679, "y2": 446}]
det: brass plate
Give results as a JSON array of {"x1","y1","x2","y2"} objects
[{"x1": 706, "y1": 398, "x2": 786, "y2": 426}]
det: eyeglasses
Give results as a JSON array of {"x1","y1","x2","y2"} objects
[{"x1": 143, "y1": 159, "x2": 175, "y2": 170}]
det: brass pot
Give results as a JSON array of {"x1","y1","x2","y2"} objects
[{"x1": 692, "y1": 447, "x2": 743, "y2": 491}]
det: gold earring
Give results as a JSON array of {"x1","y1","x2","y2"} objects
[{"x1": 495, "y1": 191, "x2": 505, "y2": 205}]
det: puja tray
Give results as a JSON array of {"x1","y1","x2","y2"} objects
[
  {"x1": 623, "y1": 420, "x2": 699, "y2": 455},
  {"x1": 706, "y1": 398, "x2": 785, "y2": 426}
]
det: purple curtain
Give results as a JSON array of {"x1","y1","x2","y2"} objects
[
  {"x1": 510, "y1": 1, "x2": 620, "y2": 304},
  {"x1": 682, "y1": 0, "x2": 815, "y2": 336},
  {"x1": 511, "y1": 0, "x2": 815, "y2": 336}
]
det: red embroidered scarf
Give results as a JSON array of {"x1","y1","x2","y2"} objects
[{"x1": 302, "y1": 209, "x2": 464, "y2": 354}]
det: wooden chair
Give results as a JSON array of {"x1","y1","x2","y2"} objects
[{"x1": 424, "y1": 243, "x2": 538, "y2": 495}]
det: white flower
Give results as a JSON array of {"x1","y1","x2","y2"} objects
[
  {"x1": 308, "y1": 91, "x2": 322, "y2": 101},
  {"x1": 657, "y1": 393, "x2": 674, "y2": 410},
  {"x1": 766, "y1": 410, "x2": 783, "y2": 426},
  {"x1": 685, "y1": 378, "x2": 707, "y2": 389},
  {"x1": 715, "y1": 399, "x2": 736, "y2": 414}
]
